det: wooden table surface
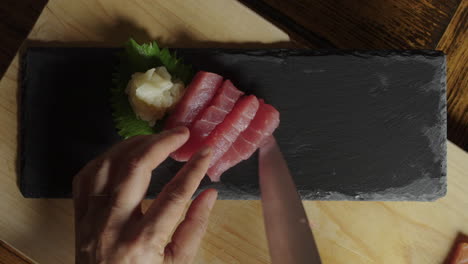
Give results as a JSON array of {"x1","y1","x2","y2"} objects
[{"x1": 0, "y1": 0, "x2": 467, "y2": 263}]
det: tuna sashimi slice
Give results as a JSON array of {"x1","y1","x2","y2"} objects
[
  {"x1": 210, "y1": 80, "x2": 244, "y2": 110},
  {"x1": 165, "y1": 71, "x2": 222, "y2": 130},
  {"x1": 208, "y1": 102, "x2": 280, "y2": 181},
  {"x1": 235, "y1": 103, "x2": 280, "y2": 159},
  {"x1": 171, "y1": 80, "x2": 244, "y2": 161},
  {"x1": 204, "y1": 95, "x2": 259, "y2": 179}
]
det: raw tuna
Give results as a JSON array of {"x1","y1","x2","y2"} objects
[
  {"x1": 208, "y1": 101, "x2": 280, "y2": 181},
  {"x1": 204, "y1": 95, "x2": 260, "y2": 177},
  {"x1": 165, "y1": 71, "x2": 222, "y2": 129},
  {"x1": 171, "y1": 80, "x2": 244, "y2": 161}
]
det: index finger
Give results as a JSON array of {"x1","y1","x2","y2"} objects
[
  {"x1": 110, "y1": 127, "x2": 190, "y2": 215},
  {"x1": 139, "y1": 147, "x2": 212, "y2": 247}
]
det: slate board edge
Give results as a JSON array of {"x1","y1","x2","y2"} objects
[
  {"x1": 19, "y1": 49, "x2": 30, "y2": 198},
  {"x1": 19, "y1": 177, "x2": 447, "y2": 201},
  {"x1": 27, "y1": 46, "x2": 445, "y2": 58}
]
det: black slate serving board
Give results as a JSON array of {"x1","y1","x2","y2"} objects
[{"x1": 20, "y1": 47, "x2": 446, "y2": 201}]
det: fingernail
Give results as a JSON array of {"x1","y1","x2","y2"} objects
[
  {"x1": 198, "y1": 146, "x2": 211, "y2": 157},
  {"x1": 207, "y1": 190, "x2": 218, "y2": 210},
  {"x1": 169, "y1": 126, "x2": 188, "y2": 134}
]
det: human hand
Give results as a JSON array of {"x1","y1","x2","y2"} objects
[{"x1": 73, "y1": 127, "x2": 217, "y2": 264}]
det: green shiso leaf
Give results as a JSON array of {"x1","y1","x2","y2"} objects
[{"x1": 111, "y1": 38, "x2": 194, "y2": 139}]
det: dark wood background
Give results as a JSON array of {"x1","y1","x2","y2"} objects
[{"x1": 0, "y1": 0, "x2": 466, "y2": 150}]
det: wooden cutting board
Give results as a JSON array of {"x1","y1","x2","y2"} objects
[{"x1": 0, "y1": 0, "x2": 467, "y2": 263}]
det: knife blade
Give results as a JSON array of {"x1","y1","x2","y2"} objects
[{"x1": 259, "y1": 136, "x2": 322, "y2": 264}]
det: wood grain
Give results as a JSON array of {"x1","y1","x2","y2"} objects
[
  {"x1": 243, "y1": 0, "x2": 461, "y2": 49},
  {"x1": 0, "y1": 0, "x2": 466, "y2": 263},
  {"x1": 437, "y1": 0, "x2": 468, "y2": 150},
  {"x1": 0, "y1": 0, "x2": 47, "y2": 77},
  {"x1": 26, "y1": 0, "x2": 290, "y2": 47},
  {"x1": 240, "y1": 0, "x2": 468, "y2": 150},
  {"x1": 0, "y1": 241, "x2": 33, "y2": 264},
  {"x1": 1, "y1": 0, "x2": 465, "y2": 150}
]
